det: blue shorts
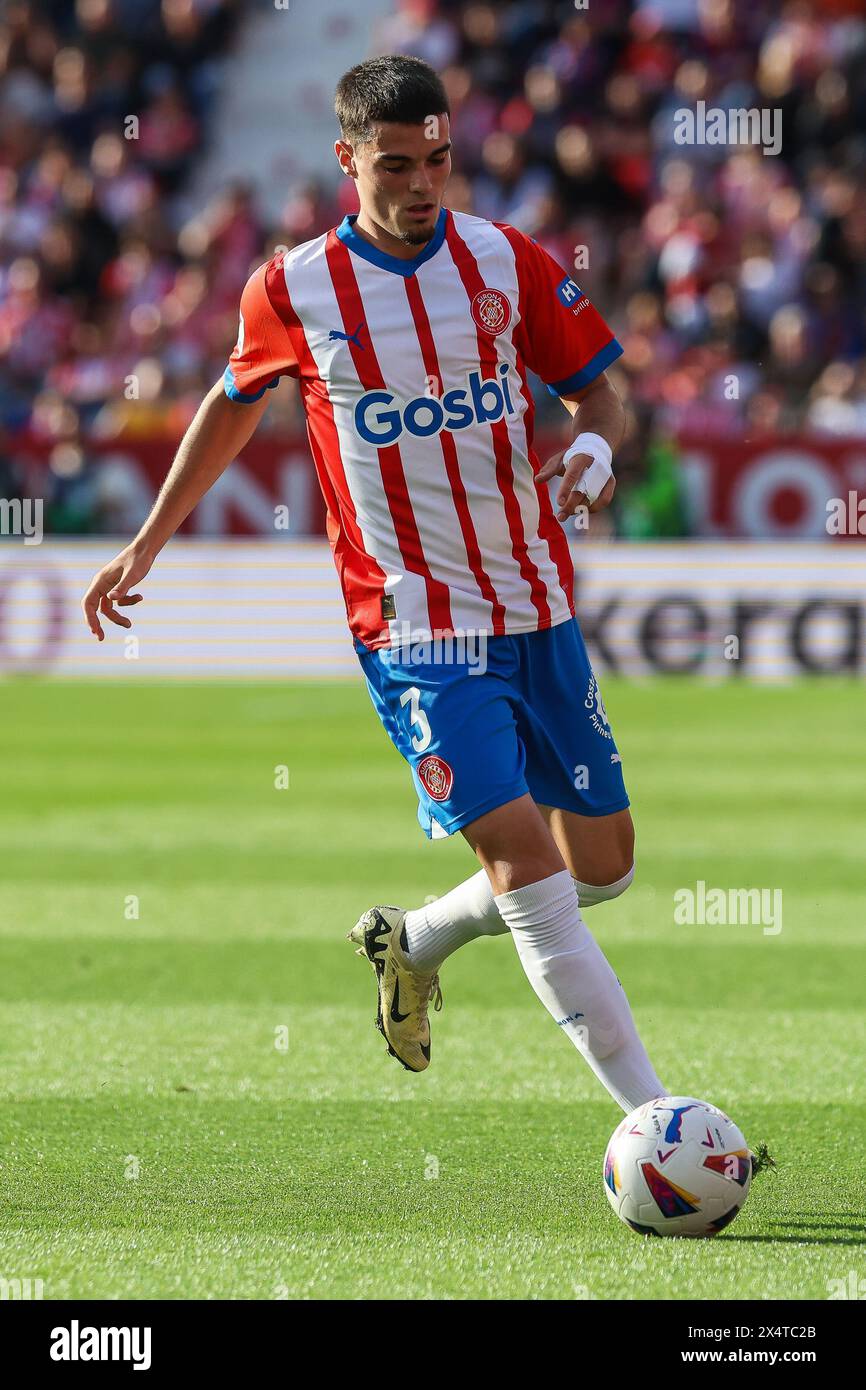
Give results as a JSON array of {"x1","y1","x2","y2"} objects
[{"x1": 355, "y1": 617, "x2": 629, "y2": 840}]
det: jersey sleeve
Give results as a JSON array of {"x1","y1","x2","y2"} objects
[
  {"x1": 224, "y1": 258, "x2": 300, "y2": 403},
  {"x1": 509, "y1": 231, "x2": 623, "y2": 397}
]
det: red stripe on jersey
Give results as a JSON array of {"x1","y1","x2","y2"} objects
[
  {"x1": 325, "y1": 230, "x2": 454, "y2": 638},
  {"x1": 444, "y1": 218, "x2": 551, "y2": 628},
  {"x1": 509, "y1": 352, "x2": 575, "y2": 615},
  {"x1": 403, "y1": 274, "x2": 506, "y2": 636},
  {"x1": 264, "y1": 258, "x2": 306, "y2": 373},
  {"x1": 266, "y1": 254, "x2": 390, "y2": 646},
  {"x1": 492, "y1": 223, "x2": 575, "y2": 613}
]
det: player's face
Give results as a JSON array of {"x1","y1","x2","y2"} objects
[{"x1": 339, "y1": 116, "x2": 452, "y2": 247}]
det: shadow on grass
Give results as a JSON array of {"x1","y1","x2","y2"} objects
[{"x1": 728, "y1": 1233, "x2": 866, "y2": 1246}]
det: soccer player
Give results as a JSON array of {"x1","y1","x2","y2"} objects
[{"x1": 82, "y1": 55, "x2": 666, "y2": 1114}]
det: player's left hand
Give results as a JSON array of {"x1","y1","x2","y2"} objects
[{"x1": 536, "y1": 449, "x2": 616, "y2": 522}]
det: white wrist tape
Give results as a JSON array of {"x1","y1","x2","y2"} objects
[{"x1": 562, "y1": 431, "x2": 613, "y2": 505}]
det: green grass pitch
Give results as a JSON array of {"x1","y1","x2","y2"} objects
[{"x1": 1, "y1": 676, "x2": 864, "y2": 1300}]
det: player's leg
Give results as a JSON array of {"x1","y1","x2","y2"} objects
[
  {"x1": 349, "y1": 621, "x2": 659, "y2": 1104},
  {"x1": 400, "y1": 805, "x2": 635, "y2": 971},
  {"x1": 538, "y1": 804, "x2": 636, "y2": 906},
  {"x1": 348, "y1": 634, "x2": 528, "y2": 1071},
  {"x1": 461, "y1": 793, "x2": 665, "y2": 1114},
  {"x1": 401, "y1": 623, "x2": 637, "y2": 967}
]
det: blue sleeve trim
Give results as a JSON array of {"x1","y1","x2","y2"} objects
[
  {"x1": 545, "y1": 338, "x2": 623, "y2": 397},
  {"x1": 223, "y1": 365, "x2": 279, "y2": 403}
]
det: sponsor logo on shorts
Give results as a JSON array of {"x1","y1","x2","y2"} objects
[
  {"x1": 417, "y1": 755, "x2": 454, "y2": 802},
  {"x1": 470, "y1": 288, "x2": 512, "y2": 336},
  {"x1": 585, "y1": 674, "x2": 612, "y2": 740}
]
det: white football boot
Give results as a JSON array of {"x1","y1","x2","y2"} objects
[{"x1": 348, "y1": 905, "x2": 443, "y2": 1072}]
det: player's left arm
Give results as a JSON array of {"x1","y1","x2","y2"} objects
[
  {"x1": 536, "y1": 372, "x2": 625, "y2": 521},
  {"x1": 500, "y1": 225, "x2": 626, "y2": 523}
]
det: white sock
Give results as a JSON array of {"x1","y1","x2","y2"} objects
[
  {"x1": 494, "y1": 869, "x2": 666, "y2": 1113},
  {"x1": 402, "y1": 871, "x2": 505, "y2": 971},
  {"x1": 573, "y1": 863, "x2": 634, "y2": 908},
  {"x1": 402, "y1": 864, "x2": 635, "y2": 971}
]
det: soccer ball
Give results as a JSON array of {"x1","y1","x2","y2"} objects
[{"x1": 603, "y1": 1095, "x2": 752, "y2": 1237}]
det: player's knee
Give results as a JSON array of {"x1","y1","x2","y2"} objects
[{"x1": 574, "y1": 861, "x2": 635, "y2": 910}]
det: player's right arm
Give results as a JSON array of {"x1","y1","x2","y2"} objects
[
  {"x1": 82, "y1": 258, "x2": 298, "y2": 639},
  {"x1": 81, "y1": 383, "x2": 271, "y2": 639}
]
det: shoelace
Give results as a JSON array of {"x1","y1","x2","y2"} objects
[{"x1": 411, "y1": 970, "x2": 443, "y2": 1013}]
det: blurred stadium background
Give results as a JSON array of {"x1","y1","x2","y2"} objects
[{"x1": 2, "y1": 0, "x2": 865, "y2": 676}]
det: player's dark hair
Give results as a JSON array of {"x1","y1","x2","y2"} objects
[{"x1": 335, "y1": 54, "x2": 450, "y2": 147}]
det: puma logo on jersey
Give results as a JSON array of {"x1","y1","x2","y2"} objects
[{"x1": 329, "y1": 322, "x2": 366, "y2": 350}]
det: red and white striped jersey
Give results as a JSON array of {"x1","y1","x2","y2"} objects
[{"x1": 225, "y1": 207, "x2": 622, "y2": 650}]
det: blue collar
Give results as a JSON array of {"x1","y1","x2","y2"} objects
[{"x1": 335, "y1": 207, "x2": 448, "y2": 277}]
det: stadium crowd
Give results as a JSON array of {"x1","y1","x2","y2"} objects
[{"x1": 1, "y1": 0, "x2": 866, "y2": 535}]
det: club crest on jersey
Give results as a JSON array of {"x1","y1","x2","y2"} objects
[
  {"x1": 354, "y1": 364, "x2": 518, "y2": 445},
  {"x1": 417, "y1": 754, "x2": 453, "y2": 802},
  {"x1": 470, "y1": 288, "x2": 512, "y2": 335}
]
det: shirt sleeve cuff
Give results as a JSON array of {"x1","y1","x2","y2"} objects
[
  {"x1": 223, "y1": 365, "x2": 280, "y2": 403},
  {"x1": 544, "y1": 338, "x2": 623, "y2": 397}
]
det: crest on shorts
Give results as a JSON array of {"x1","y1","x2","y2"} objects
[
  {"x1": 470, "y1": 288, "x2": 512, "y2": 336},
  {"x1": 417, "y1": 754, "x2": 454, "y2": 802}
]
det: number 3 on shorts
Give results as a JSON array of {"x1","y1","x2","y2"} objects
[{"x1": 399, "y1": 686, "x2": 432, "y2": 752}]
